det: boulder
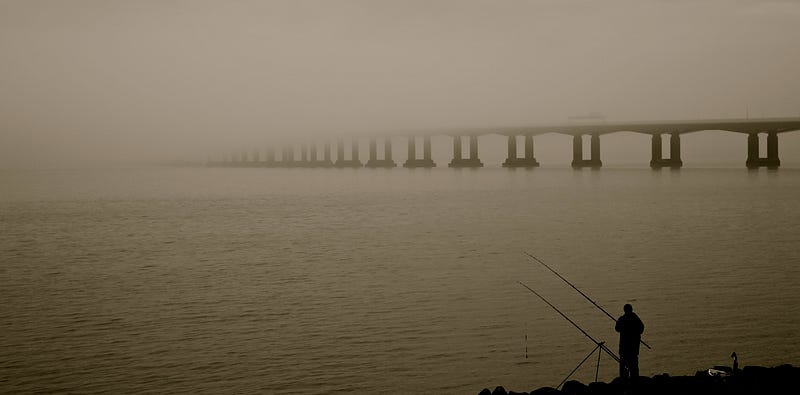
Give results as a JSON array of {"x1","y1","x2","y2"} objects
[{"x1": 491, "y1": 385, "x2": 508, "y2": 395}]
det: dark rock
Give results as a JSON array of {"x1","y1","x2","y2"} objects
[
  {"x1": 561, "y1": 380, "x2": 588, "y2": 395},
  {"x1": 478, "y1": 389, "x2": 492, "y2": 395},
  {"x1": 491, "y1": 385, "x2": 508, "y2": 395},
  {"x1": 587, "y1": 381, "x2": 613, "y2": 395},
  {"x1": 529, "y1": 387, "x2": 559, "y2": 395},
  {"x1": 482, "y1": 364, "x2": 797, "y2": 395}
]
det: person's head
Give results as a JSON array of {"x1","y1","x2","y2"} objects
[{"x1": 624, "y1": 304, "x2": 633, "y2": 313}]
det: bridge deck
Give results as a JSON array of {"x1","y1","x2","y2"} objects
[{"x1": 389, "y1": 117, "x2": 800, "y2": 137}]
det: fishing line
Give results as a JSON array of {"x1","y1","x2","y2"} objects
[
  {"x1": 518, "y1": 280, "x2": 620, "y2": 387},
  {"x1": 523, "y1": 251, "x2": 651, "y2": 350}
]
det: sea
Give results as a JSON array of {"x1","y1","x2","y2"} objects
[{"x1": 2, "y1": 164, "x2": 799, "y2": 394}]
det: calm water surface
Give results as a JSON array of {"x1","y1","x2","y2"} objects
[{"x1": 2, "y1": 166, "x2": 799, "y2": 394}]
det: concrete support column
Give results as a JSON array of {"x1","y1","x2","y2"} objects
[
  {"x1": 335, "y1": 138, "x2": 362, "y2": 167},
  {"x1": 283, "y1": 145, "x2": 294, "y2": 166},
  {"x1": 748, "y1": 131, "x2": 780, "y2": 169},
  {"x1": 252, "y1": 149, "x2": 260, "y2": 163},
  {"x1": 650, "y1": 134, "x2": 662, "y2": 168},
  {"x1": 669, "y1": 133, "x2": 681, "y2": 162},
  {"x1": 453, "y1": 136, "x2": 462, "y2": 160},
  {"x1": 572, "y1": 134, "x2": 601, "y2": 169},
  {"x1": 309, "y1": 141, "x2": 332, "y2": 167},
  {"x1": 469, "y1": 136, "x2": 479, "y2": 160},
  {"x1": 266, "y1": 147, "x2": 275, "y2": 163},
  {"x1": 525, "y1": 135, "x2": 534, "y2": 160},
  {"x1": 746, "y1": 133, "x2": 759, "y2": 169},
  {"x1": 504, "y1": 134, "x2": 540, "y2": 168},
  {"x1": 571, "y1": 135, "x2": 583, "y2": 167},
  {"x1": 590, "y1": 133, "x2": 600, "y2": 162},
  {"x1": 300, "y1": 144, "x2": 308, "y2": 164},
  {"x1": 745, "y1": 131, "x2": 781, "y2": 169},
  {"x1": 652, "y1": 133, "x2": 682, "y2": 169},
  {"x1": 424, "y1": 137, "x2": 432, "y2": 160},
  {"x1": 403, "y1": 135, "x2": 435, "y2": 168},
  {"x1": 507, "y1": 135, "x2": 517, "y2": 160},
  {"x1": 767, "y1": 131, "x2": 780, "y2": 169},
  {"x1": 287, "y1": 145, "x2": 294, "y2": 163},
  {"x1": 503, "y1": 134, "x2": 539, "y2": 168},
  {"x1": 337, "y1": 139, "x2": 345, "y2": 162},
  {"x1": 324, "y1": 141, "x2": 331, "y2": 162},
  {"x1": 365, "y1": 137, "x2": 396, "y2": 168},
  {"x1": 450, "y1": 135, "x2": 483, "y2": 167},
  {"x1": 669, "y1": 133, "x2": 682, "y2": 168}
]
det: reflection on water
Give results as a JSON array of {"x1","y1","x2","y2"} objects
[{"x1": 1, "y1": 167, "x2": 799, "y2": 393}]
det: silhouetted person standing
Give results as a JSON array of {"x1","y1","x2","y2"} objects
[{"x1": 615, "y1": 303, "x2": 644, "y2": 379}]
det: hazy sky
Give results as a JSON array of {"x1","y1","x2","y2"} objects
[{"x1": 1, "y1": 0, "x2": 799, "y2": 167}]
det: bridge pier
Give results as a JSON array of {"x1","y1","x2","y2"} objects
[
  {"x1": 324, "y1": 141, "x2": 333, "y2": 166},
  {"x1": 746, "y1": 132, "x2": 780, "y2": 169},
  {"x1": 308, "y1": 141, "x2": 334, "y2": 167},
  {"x1": 365, "y1": 138, "x2": 397, "y2": 168},
  {"x1": 252, "y1": 149, "x2": 260, "y2": 165},
  {"x1": 280, "y1": 145, "x2": 297, "y2": 167},
  {"x1": 308, "y1": 143, "x2": 317, "y2": 166},
  {"x1": 262, "y1": 146, "x2": 277, "y2": 167},
  {"x1": 571, "y1": 133, "x2": 602, "y2": 169},
  {"x1": 298, "y1": 143, "x2": 309, "y2": 167},
  {"x1": 232, "y1": 150, "x2": 245, "y2": 166},
  {"x1": 403, "y1": 136, "x2": 436, "y2": 168},
  {"x1": 449, "y1": 135, "x2": 483, "y2": 167},
  {"x1": 245, "y1": 149, "x2": 259, "y2": 167},
  {"x1": 335, "y1": 138, "x2": 363, "y2": 168},
  {"x1": 650, "y1": 133, "x2": 683, "y2": 169},
  {"x1": 229, "y1": 152, "x2": 238, "y2": 166},
  {"x1": 502, "y1": 135, "x2": 540, "y2": 168}
]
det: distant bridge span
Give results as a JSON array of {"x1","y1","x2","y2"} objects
[
  {"x1": 208, "y1": 117, "x2": 800, "y2": 169},
  {"x1": 425, "y1": 117, "x2": 800, "y2": 137}
]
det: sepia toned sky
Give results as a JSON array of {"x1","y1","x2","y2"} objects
[{"x1": 1, "y1": 0, "x2": 799, "y2": 167}]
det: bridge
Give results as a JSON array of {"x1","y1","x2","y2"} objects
[{"x1": 205, "y1": 117, "x2": 800, "y2": 170}]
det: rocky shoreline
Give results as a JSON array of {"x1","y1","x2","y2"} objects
[{"x1": 477, "y1": 364, "x2": 798, "y2": 395}]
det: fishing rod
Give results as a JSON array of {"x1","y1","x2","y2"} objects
[
  {"x1": 523, "y1": 251, "x2": 652, "y2": 350},
  {"x1": 518, "y1": 281, "x2": 619, "y2": 363}
]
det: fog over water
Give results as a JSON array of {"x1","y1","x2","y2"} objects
[{"x1": 2, "y1": 0, "x2": 800, "y2": 168}]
